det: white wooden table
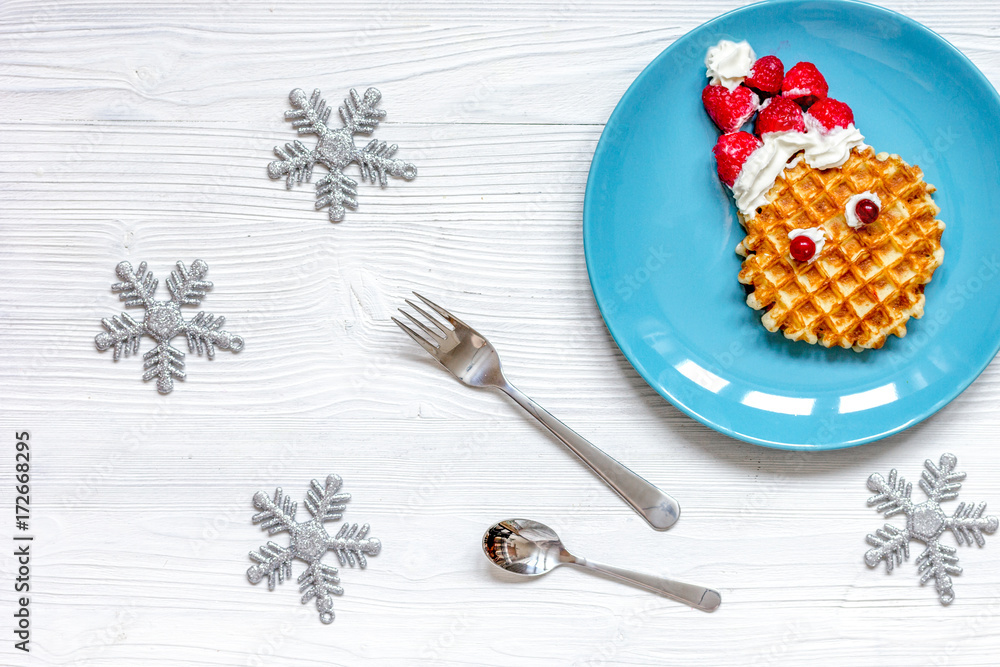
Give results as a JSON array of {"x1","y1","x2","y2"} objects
[{"x1": 3, "y1": 1, "x2": 1000, "y2": 665}]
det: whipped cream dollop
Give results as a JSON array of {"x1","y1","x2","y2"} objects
[
  {"x1": 705, "y1": 40, "x2": 756, "y2": 91},
  {"x1": 732, "y1": 121, "x2": 867, "y2": 220},
  {"x1": 788, "y1": 227, "x2": 827, "y2": 263},
  {"x1": 844, "y1": 190, "x2": 882, "y2": 229}
]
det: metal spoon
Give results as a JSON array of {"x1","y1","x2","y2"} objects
[{"x1": 483, "y1": 519, "x2": 721, "y2": 612}]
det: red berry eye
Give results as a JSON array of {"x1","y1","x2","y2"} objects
[
  {"x1": 855, "y1": 198, "x2": 880, "y2": 224},
  {"x1": 790, "y1": 235, "x2": 816, "y2": 262}
]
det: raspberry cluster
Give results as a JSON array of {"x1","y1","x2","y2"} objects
[{"x1": 702, "y1": 51, "x2": 856, "y2": 186}]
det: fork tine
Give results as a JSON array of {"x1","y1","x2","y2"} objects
[
  {"x1": 392, "y1": 316, "x2": 439, "y2": 357},
  {"x1": 404, "y1": 299, "x2": 452, "y2": 334},
  {"x1": 413, "y1": 292, "x2": 472, "y2": 330},
  {"x1": 399, "y1": 307, "x2": 444, "y2": 341}
]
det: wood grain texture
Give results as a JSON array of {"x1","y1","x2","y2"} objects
[{"x1": 2, "y1": 1, "x2": 1000, "y2": 665}]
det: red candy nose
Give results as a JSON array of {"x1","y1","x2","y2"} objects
[
  {"x1": 855, "y1": 198, "x2": 880, "y2": 224},
  {"x1": 790, "y1": 235, "x2": 816, "y2": 262}
]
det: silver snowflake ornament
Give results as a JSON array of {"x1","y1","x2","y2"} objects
[
  {"x1": 267, "y1": 87, "x2": 416, "y2": 222},
  {"x1": 246, "y1": 474, "x2": 381, "y2": 624},
  {"x1": 864, "y1": 453, "x2": 998, "y2": 604},
  {"x1": 94, "y1": 260, "x2": 244, "y2": 394}
]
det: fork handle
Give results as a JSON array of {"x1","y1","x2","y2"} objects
[{"x1": 500, "y1": 383, "x2": 680, "y2": 530}]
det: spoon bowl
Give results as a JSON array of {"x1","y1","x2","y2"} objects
[
  {"x1": 483, "y1": 519, "x2": 569, "y2": 576},
  {"x1": 483, "y1": 519, "x2": 721, "y2": 612}
]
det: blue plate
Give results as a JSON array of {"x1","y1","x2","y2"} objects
[{"x1": 583, "y1": 0, "x2": 1000, "y2": 450}]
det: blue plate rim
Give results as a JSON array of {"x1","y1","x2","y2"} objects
[{"x1": 582, "y1": 0, "x2": 1000, "y2": 450}]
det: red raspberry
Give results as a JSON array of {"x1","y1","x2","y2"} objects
[
  {"x1": 807, "y1": 97, "x2": 855, "y2": 131},
  {"x1": 744, "y1": 55, "x2": 784, "y2": 96},
  {"x1": 781, "y1": 62, "x2": 828, "y2": 108},
  {"x1": 713, "y1": 131, "x2": 762, "y2": 187},
  {"x1": 702, "y1": 84, "x2": 759, "y2": 134},
  {"x1": 755, "y1": 96, "x2": 806, "y2": 136}
]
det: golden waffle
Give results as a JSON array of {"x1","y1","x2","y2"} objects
[{"x1": 735, "y1": 147, "x2": 945, "y2": 351}]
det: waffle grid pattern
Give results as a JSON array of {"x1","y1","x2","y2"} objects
[{"x1": 736, "y1": 147, "x2": 945, "y2": 351}]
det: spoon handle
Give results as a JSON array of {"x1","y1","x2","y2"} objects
[
  {"x1": 572, "y1": 558, "x2": 721, "y2": 611},
  {"x1": 500, "y1": 382, "x2": 680, "y2": 531}
]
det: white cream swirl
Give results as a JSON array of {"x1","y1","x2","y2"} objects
[
  {"x1": 705, "y1": 40, "x2": 756, "y2": 91},
  {"x1": 732, "y1": 121, "x2": 867, "y2": 220}
]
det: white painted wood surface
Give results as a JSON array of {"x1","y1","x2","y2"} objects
[{"x1": 2, "y1": 0, "x2": 1000, "y2": 664}]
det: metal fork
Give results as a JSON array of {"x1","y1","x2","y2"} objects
[{"x1": 392, "y1": 293, "x2": 680, "y2": 531}]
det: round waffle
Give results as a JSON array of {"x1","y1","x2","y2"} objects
[{"x1": 735, "y1": 146, "x2": 945, "y2": 351}]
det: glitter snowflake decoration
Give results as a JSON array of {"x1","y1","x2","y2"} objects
[
  {"x1": 267, "y1": 87, "x2": 416, "y2": 222},
  {"x1": 246, "y1": 474, "x2": 381, "y2": 624},
  {"x1": 94, "y1": 260, "x2": 244, "y2": 394},
  {"x1": 864, "y1": 453, "x2": 998, "y2": 604}
]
